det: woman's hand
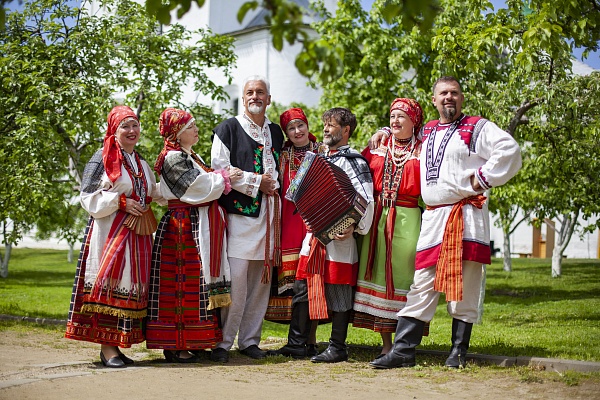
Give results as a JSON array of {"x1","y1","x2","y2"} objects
[{"x1": 126, "y1": 199, "x2": 146, "y2": 217}]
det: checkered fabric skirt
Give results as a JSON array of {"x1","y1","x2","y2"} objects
[{"x1": 145, "y1": 208, "x2": 222, "y2": 350}]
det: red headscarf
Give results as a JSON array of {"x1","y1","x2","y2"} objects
[
  {"x1": 154, "y1": 108, "x2": 194, "y2": 173},
  {"x1": 280, "y1": 107, "x2": 309, "y2": 130},
  {"x1": 280, "y1": 107, "x2": 317, "y2": 147},
  {"x1": 102, "y1": 105, "x2": 139, "y2": 183},
  {"x1": 390, "y1": 98, "x2": 424, "y2": 133}
]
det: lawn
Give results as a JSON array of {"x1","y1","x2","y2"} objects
[{"x1": 1, "y1": 248, "x2": 599, "y2": 361}]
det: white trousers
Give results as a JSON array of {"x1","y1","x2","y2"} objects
[
  {"x1": 217, "y1": 258, "x2": 271, "y2": 351},
  {"x1": 398, "y1": 260, "x2": 484, "y2": 324}
]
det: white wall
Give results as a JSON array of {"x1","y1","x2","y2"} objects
[{"x1": 490, "y1": 213, "x2": 599, "y2": 259}]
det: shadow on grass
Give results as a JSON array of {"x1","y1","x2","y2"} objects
[{"x1": 2, "y1": 269, "x2": 75, "y2": 287}]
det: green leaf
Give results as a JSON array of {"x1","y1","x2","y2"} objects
[{"x1": 237, "y1": 1, "x2": 258, "y2": 24}]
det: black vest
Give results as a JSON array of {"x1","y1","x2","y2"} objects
[{"x1": 212, "y1": 117, "x2": 284, "y2": 217}]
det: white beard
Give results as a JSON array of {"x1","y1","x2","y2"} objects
[{"x1": 248, "y1": 103, "x2": 264, "y2": 115}]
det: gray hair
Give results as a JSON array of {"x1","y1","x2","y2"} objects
[{"x1": 243, "y1": 75, "x2": 270, "y2": 94}]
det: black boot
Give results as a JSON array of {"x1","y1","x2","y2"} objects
[
  {"x1": 445, "y1": 318, "x2": 473, "y2": 368},
  {"x1": 267, "y1": 301, "x2": 310, "y2": 359},
  {"x1": 370, "y1": 317, "x2": 425, "y2": 369},
  {"x1": 311, "y1": 310, "x2": 350, "y2": 363}
]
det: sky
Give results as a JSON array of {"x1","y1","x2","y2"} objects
[{"x1": 6, "y1": 0, "x2": 599, "y2": 69}]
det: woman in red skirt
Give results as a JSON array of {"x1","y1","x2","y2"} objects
[{"x1": 146, "y1": 108, "x2": 238, "y2": 362}]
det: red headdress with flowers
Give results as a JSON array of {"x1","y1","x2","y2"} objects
[{"x1": 390, "y1": 98, "x2": 424, "y2": 133}]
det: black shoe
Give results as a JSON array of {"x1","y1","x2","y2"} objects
[
  {"x1": 163, "y1": 350, "x2": 200, "y2": 363},
  {"x1": 369, "y1": 352, "x2": 415, "y2": 369},
  {"x1": 100, "y1": 351, "x2": 126, "y2": 368},
  {"x1": 267, "y1": 344, "x2": 307, "y2": 359},
  {"x1": 310, "y1": 346, "x2": 348, "y2": 363},
  {"x1": 210, "y1": 347, "x2": 229, "y2": 363},
  {"x1": 116, "y1": 348, "x2": 134, "y2": 365},
  {"x1": 307, "y1": 344, "x2": 319, "y2": 358},
  {"x1": 190, "y1": 349, "x2": 209, "y2": 359},
  {"x1": 239, "y1": 344, "x2": 267, "y2": 359}
]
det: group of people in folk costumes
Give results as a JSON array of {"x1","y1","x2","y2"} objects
[{"x1": 65, "y1": 75, "x2": 521, "y2": 369}]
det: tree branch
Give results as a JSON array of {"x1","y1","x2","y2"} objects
[{"x1": 507, "y1": 99, "x2": 540, "y2": 136}]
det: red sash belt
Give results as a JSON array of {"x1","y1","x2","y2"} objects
[
  {"x1": 365, "y1": 194, "x2": 419, "y2": 300},
  {"x1": 427, "y1": 194, "x2": 486, "y2": 302},
  {"x1": 262, "y1": 194, "x2": 281, "y2": 284},
  {"x1": 167, "y1": 199, "x2": 227, "y2": 278},
  {"x1": 305, "y1": 234, "x2": 328, "y2": 319}
]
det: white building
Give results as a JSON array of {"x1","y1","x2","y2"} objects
[{"x1": 173, "y1": 0, "x2": 337, "y2": 114}]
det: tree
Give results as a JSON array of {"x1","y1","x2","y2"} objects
[
  {"x1": 307, "y1": 0, "x2": 600, "y2": 275},
  {"x1": 0, "y1": 0, "x2": 236, "y2": 274},
  {"x1": 142, "y1": 0, "x2": 442, "y2": 85},
  {"x1": 516, "y1": 72, "x2": 600, "y2": 276}
]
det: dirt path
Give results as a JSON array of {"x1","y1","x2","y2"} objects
[{"x1": 1, "y1": 329, "x2": 599, "y2": 400}]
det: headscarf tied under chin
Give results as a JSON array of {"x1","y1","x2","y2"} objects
[
  {"x1": 390, "y1": 98, "x2": 424, "y2": 133},
  {"x1": 102, "y1": 105, "x2": 139, "y2": 183},
  {"x1": 280, "y1": 107, "x2": 317, "y2": 147},
  {"x1": 154, "y1": 108, "x2": 194, "y2": 173}
]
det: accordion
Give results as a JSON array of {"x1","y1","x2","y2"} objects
[{"x1": 285, "y1": 151, "x2": 368, "y2": 245}]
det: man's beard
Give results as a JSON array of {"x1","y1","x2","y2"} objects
[
  {"x1": 324, "y1": 131, "x2": 342, "y2": 147},
  {"x1": 442, "y1": 106, "x2": 457, "y2": 121},
  {"x1": 248, "y1": 103, "x2": 264, "y2": 115}
]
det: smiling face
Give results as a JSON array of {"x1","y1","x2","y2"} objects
[
  {"x1": 432, "y1": 80, "x2": 464, "y2": 123},
  {"x1": 390, "y1": 109, "x2": 415, "y2": 140},
  {"x1": 115, "y1": 118, "x2": 140, "y2": 153},
  {"x1": 178, "y1": 119, "x2": 199, "y2": 150},
  {"x1": 285, "y1": 119, "x2": 310, "y2": 147},
  {"x1": 243, "y1": 80, "x2": 271, "y2": 116}
]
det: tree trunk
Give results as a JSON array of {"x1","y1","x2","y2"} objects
[
  {"x1": 67, "y1": 243, "x2": 74, "y2": 263},
  {"x1": 551, "y1": 245, "x2": 562, "y2": 278},
  {"x1": 550, "y1": 211, "x2": 578, "y2": 278},
  {"x1": 1, "y1": 242, "x2": 11, "y2": 278},
  {"x1": 502, "y1": 229, "x2": 512, "y2": 272}
]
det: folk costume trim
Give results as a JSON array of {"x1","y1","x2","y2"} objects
[{"x1": 424, "y1": 115, "x2": 464, "y2": 186}]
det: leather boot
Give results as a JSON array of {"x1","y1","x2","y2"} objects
[
  {"x1": 370, "y1": 317, "x2": 425, "y2": 369},
  {"x1": 445, "y1": 318, "x2": 473, "y2": 368},
  {"x1": 267, "y1": 301, "x2": 310, "y2": 359},
  {"x1": 311, "y1": 310, "x2": 350, "y2": 363}
]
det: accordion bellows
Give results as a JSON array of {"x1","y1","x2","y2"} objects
[{"x1": 285, "y1": 151, "x2": 368, "y2": 245}]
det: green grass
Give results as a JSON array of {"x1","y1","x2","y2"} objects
[
  {"x1": 264, "y1": 257, "x2": 600, "y2": 362},
  {"x1": 0, "y1": 249, "x2": 75, "y2": 319},
  {"x1": 1, "y1": 248, "x2": 599, "y2": 361}
]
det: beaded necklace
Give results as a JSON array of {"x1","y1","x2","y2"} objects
[
  {"x1": 287, "y1": 142, "x2": 314, "y2": 184},
  {"x1": 381, "y1": 136, "x2": 415, "y2": 208},
  {"x1": 121, "y1": 149, "x2": 148, "y2": 207}
]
